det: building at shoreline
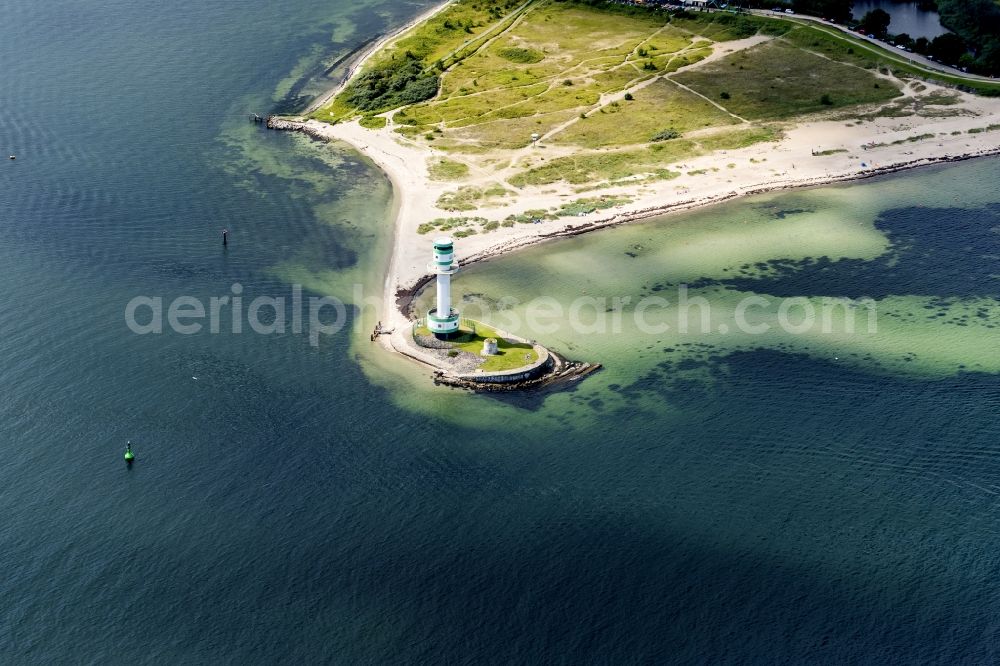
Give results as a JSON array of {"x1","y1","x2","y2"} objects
[{"x1": 426, "y1": 236, "x2": 460, "y2": 338}]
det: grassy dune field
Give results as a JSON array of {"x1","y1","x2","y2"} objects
[{"x1": 309, "y1": 0, "x2": 994, "y2": 195}]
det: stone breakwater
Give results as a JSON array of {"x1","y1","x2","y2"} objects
[
  {"x1": 268, "y1": 117, "x2": 315, "y2": 134},
  {"x1": 432, "y1": 351, "x2": 602, "y2": 393},
  {"x1": 390, "y1": 321, "x2": 601, "y2": 392}
]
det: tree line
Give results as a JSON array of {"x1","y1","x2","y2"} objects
[
  {"x1": 935, "y1": 0, "x2": 1000, "y2": 74},
  {"x1": 792, "y1": 0, "x2": 998, "y2": 75}
]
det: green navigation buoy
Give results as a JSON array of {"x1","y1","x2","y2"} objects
[{"x1": 124, "y1": 441, "x2": 135, "y2": 464}]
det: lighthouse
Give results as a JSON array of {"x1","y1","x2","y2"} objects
[{"x1": 427, "y1": 236, "x2": 460, "y2": 338}]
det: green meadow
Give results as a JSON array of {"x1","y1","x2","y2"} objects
[{"x1": 310, "y1": 0, "x2": 997, "y2": 190}]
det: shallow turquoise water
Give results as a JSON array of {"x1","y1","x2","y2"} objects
[{"x1": 2, "y1": 0, "x2": 1000, "y2": 662}]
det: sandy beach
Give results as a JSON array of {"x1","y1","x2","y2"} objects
[
  {"x1": 270, "y1": 9, "x2": 1000, "y2": 343},
  {"x1": 275, "y1": 88, "x2": 1000, "y2": 329}
]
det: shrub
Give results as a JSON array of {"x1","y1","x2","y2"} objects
[
  {"x1": 720, "y1": 91, "x2": 731, "y2": 100},
  {"x1": 624, "y1": 92, "x2": 634, "y2": 101},
  {"x1": 428, "y1": 159, "x2": 469, "y2": 181},
  {"x1": 709, "y1": 13, "x2": 759, "y2": 39},
  {"x1": 759, "y1": 20, "x2": 791, "y2": 37},
  {"x1": 498, "y1": 47, "x2": 544, "y2": 63},
  {"x1": 820, "y1": 93, "x2": 833, "y2": 105},
  {"x1": 359, "y1": 115, "x2": 387, "y2": 129},
  {"x1": 344, "y1": 52, "x2": 440, "y2": 113},
  {"x1": 650, "y1": 128, "x2": 680, "y2": 142}
]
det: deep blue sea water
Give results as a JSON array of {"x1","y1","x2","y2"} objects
[{"x1": 2, "y1": 0, "x2": 1000, "y2": 663}]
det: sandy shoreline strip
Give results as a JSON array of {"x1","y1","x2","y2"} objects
[
  {"x1": 272, "y1": 113, "x2": 1000, "y2": 331},
  {"x1": 274, "y1": 3, "x2": 1000, "y2": 363}
]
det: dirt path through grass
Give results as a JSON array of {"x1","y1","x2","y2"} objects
[
  {"x1": 665, "y1": 78, "x2": 749, "y2": 123},
  {"x1": 537, "y1": 34, "x2": 769, "y2": 148}
]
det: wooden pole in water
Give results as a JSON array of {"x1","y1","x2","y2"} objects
[{"x1": 222, "y1": 229, "x2": 228, "y2": 246}]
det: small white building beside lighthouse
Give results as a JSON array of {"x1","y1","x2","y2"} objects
[{"x1": 427, "y1": 236, "x2": 460, "y2": 337}]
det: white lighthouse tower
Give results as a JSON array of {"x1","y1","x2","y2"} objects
[{"x1": 426, "y1": 236, "x2": 460, "y2": 338}]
